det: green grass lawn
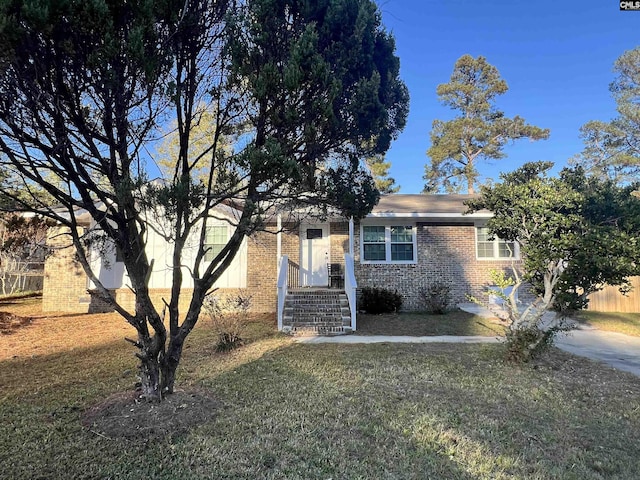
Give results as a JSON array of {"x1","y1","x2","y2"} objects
[
  {"x1": 577, "y1": 311, "x2": 640, "y2": 337},
  {"x1": 356, "y1": 310, "x2": 504, "y2": 336},
  {"x1": 2, "y1": 299, "x2": 640, "y2": 479}
]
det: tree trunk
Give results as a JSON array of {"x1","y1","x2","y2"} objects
[
  {"x1": 133, "y1": 301, "x2": 166, "y2": 402},
  {"x1": 139, "y1": 350, "x2": 163, "y2": 402},
  {"x1": 467, "y1": 175, "x2": 475, "y2": 194},
  {"x1": 161, "y1": 303, "x2": 204, "y2": 394},
  {"x1": 161, "y1": 338, "x2": 185, "y2": 394}
]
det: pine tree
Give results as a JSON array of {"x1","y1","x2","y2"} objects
[
  {"x1": 365, "y1": 155, "x2": 400, "y2": 194},
  {"x1": 425, "y1": 55, "x2": 549, "y2": 194}
]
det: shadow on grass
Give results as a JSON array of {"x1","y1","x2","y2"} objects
[
  {"x1": 0, "y1": 291, "x2": 42, "y2": 302},
  {"x1": 2, "y1": 337, "x2": 640, "y2": 478},
  {"x1": 188, "y1": 342, "x2": 640, "y2": 479},
  {"x1": 189, "y1": 343, "x2": 479, "y2": 479}
]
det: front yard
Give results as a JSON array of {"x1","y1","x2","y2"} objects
[{"x1": 1, "y1": 298, "x2": 640, "y2": 479}]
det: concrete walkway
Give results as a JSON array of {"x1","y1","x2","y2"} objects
[
  {"x1": 295, "y1": 305, "x2": 640, "y2": 377},
  {"x1": 296, "y1": 335, "x2": 500, "y2": 344}
]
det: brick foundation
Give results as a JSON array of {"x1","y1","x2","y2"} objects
[{"x1": 86, "y1": 287, "x2": 247, "y2": 316}]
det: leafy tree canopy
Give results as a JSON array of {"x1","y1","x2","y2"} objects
[
  {"x1": 467, "y1": 161, "x2": 640, "y2": 313},
  {"x1": 0, "y1": 0, "x2": 409, "y2": 400},
  {"x1": 571, "y1": 47, "x2": 640, "y2": 183},
  {"x1": 425, "y1": 55, "x2": 549, "y2": 194}
]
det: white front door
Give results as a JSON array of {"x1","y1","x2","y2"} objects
[{"x1": 300, "y1": 223, "x2": 330, "y2": 287}]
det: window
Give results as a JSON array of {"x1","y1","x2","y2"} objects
[
  {"x1": 306, "y1": 228, "x2": 323, "y2": 240},
  {"x1": 363, "y1": 226, "x2": 386, "y2": 261},
  {"x1": 204, "y1": 226, "x2": 227, "y2": 262},
  {"x1": 476, "y1": 227, "x2": 517, "y2": 259},
  {"x1": 391, "y1": 226, "x2": 414, "y2": 261},
  {"x1": 362, "y1": 225, "x2": 416, "y2": 263}
]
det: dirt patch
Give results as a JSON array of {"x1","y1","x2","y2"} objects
[
  {"x1": 83, "y1": 389, "x2": 221, "y2": 441},
  {"x1": 0, "y1": 311, "x2": 33, "y2": 334}
]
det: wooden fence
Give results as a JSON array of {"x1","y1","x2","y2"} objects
[{"x1": 587, "y1": 276, "x2": 640, "y2": 313}]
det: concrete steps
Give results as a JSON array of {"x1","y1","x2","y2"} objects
[{"x1": 283, "y1": 289, "x2": 352, "y2": 335}]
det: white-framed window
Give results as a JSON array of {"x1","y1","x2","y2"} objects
[
  {"x1": 204, "y1": 225, "x2": 227, "y2": 262},
  {"x1": 476, "y1": 227, "x2": 518, "y2": 259},
  {"x1": 361, "y1": 225, "x2": 417, "y2": 263}
]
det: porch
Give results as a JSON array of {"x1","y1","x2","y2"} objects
[
  {"x1": 281, "y1": 288, "x2": 352, "y2": 335},
  {"x1": 275, "y1": 215, "x2": 358, "y2": 334}
]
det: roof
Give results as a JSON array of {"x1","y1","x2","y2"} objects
[
  {"x1": 53, "y1": 193, "x2": 491, "y2": 225},
  {"x1": 368, "y1": 194, "x2": 491, "y2": 218}
]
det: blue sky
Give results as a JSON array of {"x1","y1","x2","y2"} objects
[{"x1": 377, "y1": 0, "x2": 639, "y2": 193}]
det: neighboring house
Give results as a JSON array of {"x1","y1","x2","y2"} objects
[{"x1": 42, "y1": 194, "x2": 520, "y2": 333}]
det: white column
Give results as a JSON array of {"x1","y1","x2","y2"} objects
[
  {"x1": 277, "y1": 214, "x2": 282, "y2": 264},
  {"x1": 349, "y1": 216, "x2": 354, "y2": 257}
]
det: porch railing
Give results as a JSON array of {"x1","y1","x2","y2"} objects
[
  {"x1": 287, "y1": 260, "x2": 300, "y2": 288},
  {"x1": 277, "y1": 255, "x2": 289, "y2": 331},
  {"x1": 344, "y1": 253, "x2": 357, "y2": 331}
]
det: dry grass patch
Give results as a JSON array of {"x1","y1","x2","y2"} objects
[
  {"x1": 0, "y1": 297, "x2": 136, "y2": 361},
  {"x1": 0, "y1": 296, "x2": 278, "y2": 361},
  {"x1": 577, "y1": 311, "x2": 640, "y2": 337},
  {"x1": 356, "y1": 309, "x2": 504, "y2": 336}
]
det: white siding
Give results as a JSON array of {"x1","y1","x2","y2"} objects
[{"x1": 89, "y1": 217, "x2": 247, "y2": 290}]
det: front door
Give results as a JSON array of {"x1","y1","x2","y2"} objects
[{"x1": 300, "y1": 223, "x2": 330, "y2": 287}]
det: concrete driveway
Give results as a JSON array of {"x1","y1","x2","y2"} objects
[
  {"x1": 462, "y1": 302, "x2": 640, "y2": 376},
  {"x1": 555, "y1": 327, "x2": 640, "y2": 376}
]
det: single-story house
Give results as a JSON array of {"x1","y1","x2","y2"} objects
[{"x1": 42, "y1": 194, "x2": 520, "y2": 333}]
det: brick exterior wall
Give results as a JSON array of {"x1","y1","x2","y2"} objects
[
  {"x1": 86, "y1": 287, "x2": 246, "y2": 315},
  {"x1": 329, "y1": 221, "x2": 349, "y2": 266},
  {"x1": 42, "y1": 226, "x2": 91, "y2": 312},
  {"x1": 354, "y1": 222, "x2": 523, "y2": 311},
  {"x1": 281, "y1": 223, "x2": 301, "y2": 289},
  {"x1": 43, "y1": 220, "x2": 525, "y2": 314},
  {"x1": 42, "y1": 226, "x2": 247, "y2": 314}
]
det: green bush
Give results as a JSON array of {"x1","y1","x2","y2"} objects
[
  {"x1": 419, "y1": 281, "x2": 452, "y2": 314},
  {"x1": 360, "y1": 287, "x2": 402, "y2": 314}
]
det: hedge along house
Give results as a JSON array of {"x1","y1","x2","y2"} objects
[{"x1": 42, "y1": 194, "x2": 518, "y2": 334}]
